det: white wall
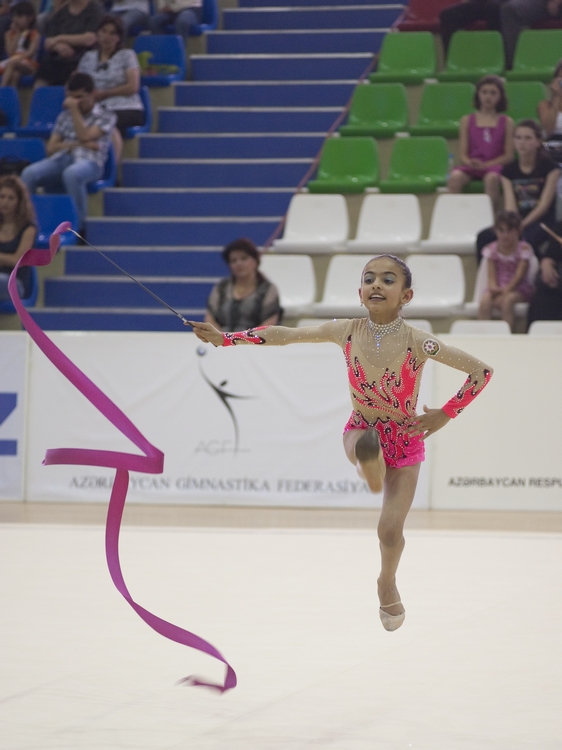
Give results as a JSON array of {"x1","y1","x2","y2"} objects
[{"x1": 2, "y1": 330, "x2": 561, "y2": 511}]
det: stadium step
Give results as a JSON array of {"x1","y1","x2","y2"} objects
[
  {"x1": 138, "y1": 133, "x2": 325, "y2": 159},
  {"x1": 157, "y1": 106, "x2": 341, "y2": 133},
  {"x1": 222, "y1": 6, "x2": 403, "y2": 30},
  {"x1": 64, "y1": 246, "x2": 225, "y2": 277},
  {"x1": 85, "y1": 216, "x2": 281, "y2": 246},
  {"x1": 173, "y1": 80, "x2": 356, "y2": 107},
  {"x1": 238, "y1": 0, "x2": 399, "y2": 6},
  {"x1": 190, "y1": 53, "x2": 373, "y2": 81},
  {"x1": 103, "y1": 188, "x2": 294, "y2": 217},
  {"x1": 207, "y1": 29, "x2": 386, "y2": 54},
  {"x1": 29, "y1": 308, "x2": 205, "y2": 331},
  {"x1": 121, "y1": 158, "x2": 312, "y2": 188},
  {"x1": 44, "y1": 276, "x2": 217, "y2": 309}
]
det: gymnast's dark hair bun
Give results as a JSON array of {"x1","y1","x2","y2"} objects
[{"x1": 222, "y1": 237, "x2": 261, "y2": 265}]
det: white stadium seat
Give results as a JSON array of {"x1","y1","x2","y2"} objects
[
  {"x1": 310, "y1": 254, "x2": 366, "y2": 318},
  {"x1": 403, "y1": 254, "x2": 465, "y2": 317},
  {"x1": 449, "y1": 319, "x2": 511, "y2": 335},
  {"x1": 419, "y1": 194, "x2": 494, "y2": 254},
  {"x1": 528, "y1": 320, "x2": 562, "y2": 335},
  {"x1": 259, "y1": 254, "x2": 316, "y2": 318},
  {"x1": 346, "y1": 194, "x2": 421, "y2": 254},
  {"x1": 272, "y1": 193, "x2": 349, "y2": 254},
  {"x1": 405, "y1": 319, "x2": 433, "y2": 332}
]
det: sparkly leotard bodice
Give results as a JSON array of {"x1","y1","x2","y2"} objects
[{"x1": 222, "y1": 318, "x2": 492, "y2": 467}]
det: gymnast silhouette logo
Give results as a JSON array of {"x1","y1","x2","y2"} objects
[{"x1": 196, "y1": 346, "x2": 253, "y2": 454}]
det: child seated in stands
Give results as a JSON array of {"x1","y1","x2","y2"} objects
[
  {"x1": 478, "y1": 210, "x2": 534, "y2": 331},
  {"x1": 447, "y1": 75, "x2": 514, "y2": 214},
  {"x1": 0, "y1": 1, "x2": 39, "y2": 87}
]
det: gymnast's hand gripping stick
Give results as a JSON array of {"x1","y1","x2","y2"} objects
[{"x1": 68, "y1": 229, "x2": 192, "y2": 326}]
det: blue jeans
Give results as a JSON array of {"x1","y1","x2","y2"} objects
[
  {"x1": 21, "y1": 153, "x2": 102, "y2": 230},
  {"x1": 113, "y1": 8, "x2": 149, "y2": 35},
  {"x1": 0, "y1": 273, "x2": 24, "y2": 301},
  {"x1": 149, "y1": 6, "x2": 202, "y2": 37}
]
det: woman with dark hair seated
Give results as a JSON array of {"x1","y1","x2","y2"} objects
[
  {"x1": 476, "y1": 119, "x2": 561, "y2": 261},
  {"x1": 78, "y1": 14, "x2": 145, "y2": 163},
  {"x1": 205, "y1": 238, "x2": 282, "y2": 332}
]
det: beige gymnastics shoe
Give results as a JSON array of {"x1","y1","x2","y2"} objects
[{"x1": 379, "y1": 601, "x2": 405, "y2": 632}]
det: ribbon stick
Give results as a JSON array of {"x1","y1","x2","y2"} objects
[{"x1": 8, "y1": 222, "x2": 236, "y2": 693}]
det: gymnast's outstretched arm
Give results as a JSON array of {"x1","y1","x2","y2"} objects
[{"x1": 187, "y1": 320, "x2": 347, "y2": 347}]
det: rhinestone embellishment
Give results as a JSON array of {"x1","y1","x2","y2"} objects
[{"x1": 367, "y1": 317, "x2": 403, "y2": 354}]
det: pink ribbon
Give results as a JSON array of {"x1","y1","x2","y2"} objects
[{"x1": 9, "y1": 222, "x2": 236, "y2": 693}]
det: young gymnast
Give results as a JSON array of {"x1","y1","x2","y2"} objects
[{"x1": 188, "y1": 255, "x2": 493, "y2": 632}]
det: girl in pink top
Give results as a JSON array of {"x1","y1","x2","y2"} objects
[
  {"x1": 479, "y1": 210, "x2": 534, "y2": 331},
  {"x1": 448, "y1": 75, "x2": 514, "y2": 213},
  {"x1": 188, "y1": 255, "x2": 493, "y2": 633}
]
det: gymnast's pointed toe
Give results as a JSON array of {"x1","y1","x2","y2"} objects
[{"x1": 379, "y1": 602, "x2": 405, "y2": 632}]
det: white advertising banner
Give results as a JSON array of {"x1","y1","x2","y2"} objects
[
  {"x1": 0, "y1": 332, "x2": 28, "y2": 500},
  {"x1": 26, "y1": 332, "x2": 433, "y2": 508},
  {"x1": 432, "y1": 336, "x2": 562, "y2": 511}
]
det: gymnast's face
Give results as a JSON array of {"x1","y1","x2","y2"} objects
[{"x1": 359, "y1": 258, "x2": 413, "y2": 322}]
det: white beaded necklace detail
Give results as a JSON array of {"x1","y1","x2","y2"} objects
[{"x1": 367, "y1": 317, "x2": 403, "y2": 354}]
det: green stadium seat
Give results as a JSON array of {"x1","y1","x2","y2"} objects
[
  {"x1": 308, "y1": 137, "x2": 379, "y2": 194},
  {"x1": 506, "y1": 29, "x2": 562, "y2": 82},
  {"x1": 380, "y1": 136, "x2": 448, "y2": 193},
  {"x1": 369, "y1": 31, "x2": 436, "y2": 85},
  {"x1": 438, "y1": 31, "x2": 504, "y2": 82},
  {"x1": 410, "y1": 82, "x2": 474, "y2": 137},
  {"x1": 505, "y1": 81, "x2": 546, "y2": 121},
  {"x1": 463, "y1": 181, "x2": 484, "y2": 194},
  {"x1": 339, "y1": 83, "x2": 408, "y2": 138}
]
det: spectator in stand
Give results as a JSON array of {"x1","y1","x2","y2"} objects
[
  {"x1": 501, "y1": 0, "x2": 562, "y2": 69},
  {"x1": 0, "y1": 0, "x2": 16, "y2": 58},
  {"x1": 447, "y1": 75, "x2": 514, "y2": 214},
  {"x1": 0, "y1": 2, "x2": 39, "y2": 87},
  {"x1": 21, "y1": 72, "x2": 116, "y2": 233},
  {"x1": 106, "y1": 0, "x2": 149, "y2": 37},
  {"x1": 78, "y1": 15, "x2": 145, "y2": 163},
  {"x1": 149, "y1": 0, "x2": 202, "y2": 39},
  {"x1": 37, "y1": 0, "x2": 67, "y2": 35},
  {"x1": 538, "y1": 60, "x2": 562, "y2": 139},
  {"x1": 439, "y1": 0, "x2": 505, "y2": 55},
  {"x1": 206, "y1": 238, "x2": 282, "y2": 332},
  {"x1": 478, "y1": 210, "x2": 534, "y2": 331},
  {"x1": 476, "y1": 119, "x2": 560, "y2": 260},
  {"x1": 35, "y1": 0, "x2": 103, "y2": 87},
  {"x1": 0, "y1": 174, "x2": 36, "y2": 302},
  {"x1": 527, "y1": 221, "x2": 562, "y2": 325}
]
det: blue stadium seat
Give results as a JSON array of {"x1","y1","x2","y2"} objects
[
  {"x1": 133, "y1": 35, "x2": 187, "y2": 86},
  {"x1": 0, "y1": 137, "x2": 46, "y2": 163},
  {"x1": 31, "y1": 194, "x2": 79, "y2": 248},
  {"x1": 175, "y1": 0, "x2": 218, "y2": 35},
  {"x1": 15, "y1": 86, "x2": 65, "y2": 137},
  {"x1": 0, "y1": 266, "x2": 39, "y2": 313},
  {"x1": 87, "y1": 144, "x2": 117, "y2": 194},
  {"x1": 125, "y1": 86, "x2": 152, "y2": 138},
  {"x1": 0, "y1": 87, "x2": 21, "y2": 134}
]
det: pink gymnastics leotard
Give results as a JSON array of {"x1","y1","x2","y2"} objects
[{"x1": 221, "y1": 318, "x2": 492, "y2": 468}]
